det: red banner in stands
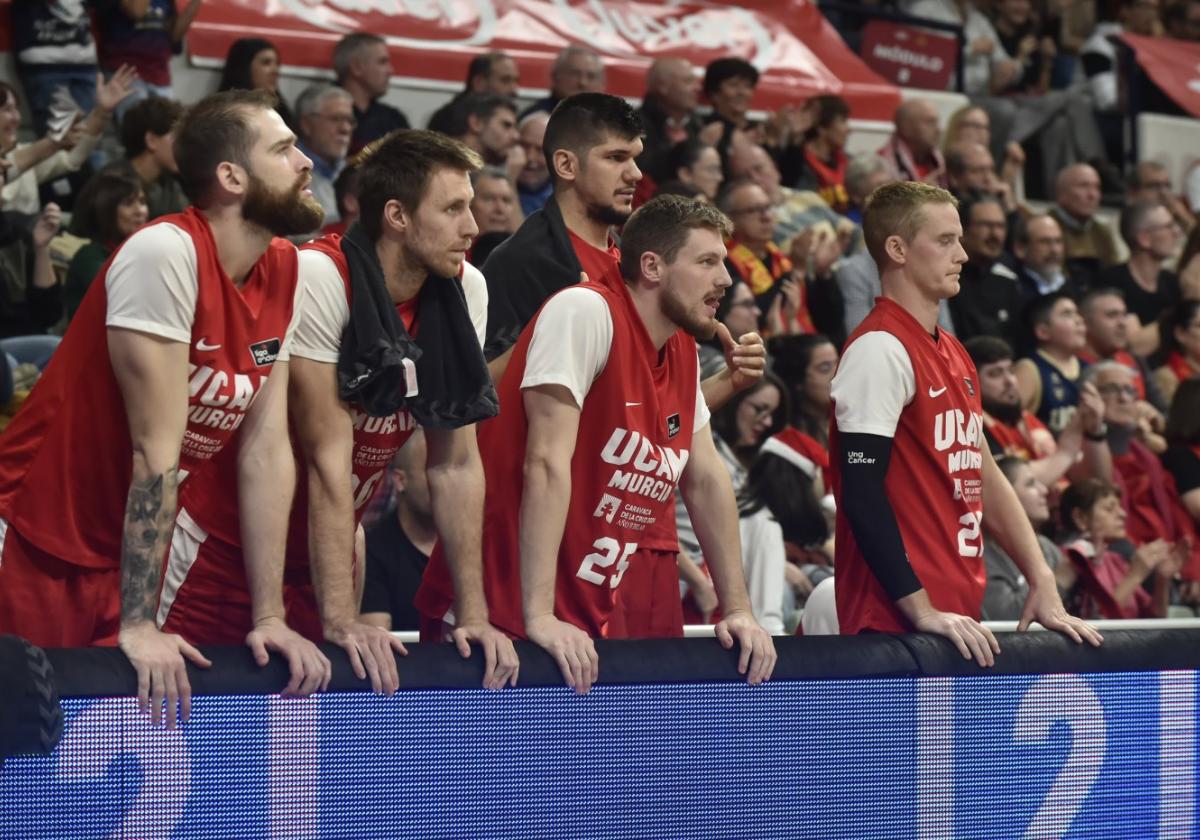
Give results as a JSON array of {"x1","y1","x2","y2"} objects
[
  {"x1": 1120, "y1": 32, "x2": 1200, "y2": 118},
  {"x1": 185, "y1": 0, "x2": 902, "y2": 121},
  {"x1": 860, "y1": 20, "x2": 957, "y2": 91}
]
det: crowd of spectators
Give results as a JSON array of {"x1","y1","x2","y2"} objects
[{"x1": 4, "y1": 0, "x2": 1200, "y2": 636}]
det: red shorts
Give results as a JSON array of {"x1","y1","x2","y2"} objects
[
  {"x1": 606, "y1": 548, "x2": 684, "y2": 639},
  {"x1": 0, "y1": 522, "x2": 120, "y2": 647},
  {"x1": 158, "y1": 510, "x2": 323, "y2": 645}
]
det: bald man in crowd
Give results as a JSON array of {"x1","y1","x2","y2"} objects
[
  {"x1": 1052, "y1": 163, "x2": 1120, "y2": 286},
  {"x1": 877, "y1": 99, "x2": 946, "y2": 188},
  {"x1": 636, "y1": 57, "x2": 705, "y2": 179}
]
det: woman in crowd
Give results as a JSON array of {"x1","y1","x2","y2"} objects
[
  {"x1": 660, "y1": 139, "x2": 724, "y2": 202},
  {"x1": 65, "y1": 171, "x2": 148, "y2": 320},
  {"x1": 217, "y1": 38, "x2": 295, "y2": 128},
  {"x1": 1152, "y1": 299, "x2": 1200, "y2": 404},
  {"x1": 982, "y1": 457, "x2": 1063, "y2": 620},
  {"x1": 769, "y1": 333, "x2": 838, "y2": 450},
  {"x1": 710, "y1": 372, "x2": 791, "y2": 485},
  {"x1": 0, "y1": 68, "x2": 136, "y2": 215},
  {"x1": 789, "y1": 95, "x2": 851, "y2": 214},
  {"x1": 1058, "y1": 478, "x2": 1181, "y2": 619},
  {"x1": 942, "y1": 104, "x2": 1025, "y2": 198},
  {"x1": 737, "y1": 429, "x2": 831, "y2": 634}
]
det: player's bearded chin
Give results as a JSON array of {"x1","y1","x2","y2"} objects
[
  {"x1": 662, "y1": 283, "x2": 718, "y2": 341},
  {"x1": 243, "y1": 170, "x2": 325, "y2": 236}
]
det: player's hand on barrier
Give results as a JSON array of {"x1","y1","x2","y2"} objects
[
  {"x1": 911, "y1": 609, "x2": 1000, "y2": 667},
  {"x1": 1018, "y1": 585, "x2": 1104, "y2": 647},
  {"x1": 119, "y1": 620, "x2": 212, "y2": 729},
  {"x1": 246, "y1": 617, "x2": 332, "y2": 697},
  {"x1": 325, "y1": 621, "x2": 408, "y2": 695},
  {"x1": 452, "y1": 620, "x2": 520, "y2": 690},
  {"x1": 716, "y1": 323, "x2": 766, "y2": 392},
  {"x1": 715, "y1": 610, "x2": 777, "y2": 685},
  {"x1": 526, "y1": 614, "x2": 598, "y2": 694}
]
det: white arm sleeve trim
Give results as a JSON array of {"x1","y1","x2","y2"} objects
[
  {"x1": 288, "y1": 249, "x2": 350, "y2": 364},
  {"x1": 831, "y1": 330, "x2": 915, "y2": 438},
  {"x1": 275, "y1": 242, "x2": 304, "y2": 363},
  {"x1": 521, "y1": 286, "x2": 612, "y2": 409},
  {"x1": 105, "y1": 223, "x2": 198, "y2": 343},
  {"x1": 693, "y1": 365, "x2": 711, "y2": 433},
  {"x1": 461, "y1": 261, "x2": 488, "y2": 349}
]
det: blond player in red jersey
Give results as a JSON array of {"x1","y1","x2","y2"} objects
[
  {"x1": 829, "y1": 181, "x2": 1101, "y2": 664},
  {"x1": 0, "y1": 90, "x2": 330, "y2": 726}
]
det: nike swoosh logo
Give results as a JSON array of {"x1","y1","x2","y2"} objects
[
  {"x1": 196, "y1": 338, "x2": 222, "y2": 352},
  {"x1": 625, "y1": 402, "x2": 641, "y2": 407},
  {"x1": 928, "y1": 386, "x2": 947, "y2": 398}
]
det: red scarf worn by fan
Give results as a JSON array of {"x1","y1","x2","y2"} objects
[{"x1": 725, "y1": 239, "x2": 815, "y2": 335}]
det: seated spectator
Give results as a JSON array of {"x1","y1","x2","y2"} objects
[
  {"x1": 469, "y1": 166, "x2": 519, "y2": 239},
  {"x1": 12, "y1": 0, "x2": 98, "y2": 137},
  {"x1": 1053, "y1": 163, "x2": 1120, "y2": 286},
  {"x1": 1058, "y1": 478, "x2": 1178, "y2": 619},
  {"x1": 64, "y1": 171, "x2": 147, "y2": 320},
  {"x1": 1163, "y1": 379, "x2": 1200, "y2": 521},
  {"x1": 1011, "y1": 213, "x2": 1083, "y2": 303},
  {"x1": 1, "y1": 71, "x2": 135, "y2": 216},
  {"x1": 702, "y1": 57, "x2": 758, "y2": 140},
  {"x1": 1015, "y1": 292, "x2": 1088, "y2": 435},
  {"x1": 1128, "y1": 161, "x2": 1194, "y2": 233},
  {"x1": 785, "y1": 95, "x2": 851, "y2": 214},
  {"x1": 360, "y1": 431, "x2": 434, "y2": 632},
  {"x1": 217, "y1": 38, "x2": 295, "y2": 128},
  {"x1": 711, "y1": 372, "x2": 790, "y2": 482},
  {"x1": 719, "y1": 178, "x2": 815, "y2": 337},
  {"x1": 1087, "y1": 361, "x2": 1200, "y2": 576},
  {"x1": 515, "y1": 112, "x2": 551, "y2": 216},
  {"x1": 769, "y1": 333, "x2": 838, "y2": 450},
  {"x1": 699, "y1": 278, "x2": 761, "y2": 378},
  {"x1": 105, "y1": 95, "x2": 186, "y2": 220},
  {"x1": 334, "y1": 34, "x2": 409, "y2": 156},
  {"x1": 941, "y1": 105, "x2": 1024, "y2": 203},
  {"x1": 295, "y1": 84, "x2": 354, "y2": 226},
  {"x1": 907, "y1": 0, "x2": 1023, "y2": 96},
  {"x1": 948, "y1": 193, "x2": 1022, "y2": 346},
  {"x1": 1098, "y1": 201, "x2": 1184, "y2": 335},
  {"x1": 738, "y1": 429, "x2": 832, "y2": 635},
  {"x1": 320, "y1": 165, "x2": 360, "y2": 237},
  {"x1": 520, "y1": 45, "x2": 605, "y2": 118},
  {"x1": 967, "y1": 335, "x2": 1107, "y2": 487},
  {"x1": 1165, "y1": 0, "x2": 1200, "y2": 39},
  {"x1": 1152, "y1": 299, "x2": 1200, "y2": 403},
  {"x1": 843, "y1": 154, "x2": 893, "y2": 226},
  {"x1": 427, "y1": 51, "x2": 521, "y2": 135},
  {"x1": 635, "y1": 57, "x2": 704, "y2": 183},
  {"x1": 0, "y1": 199, "x2": 62, "y2": 337},
  {"x1": 454, "y1": 94, "x2": 520, "y2": 173},
  {"x1": 661, "y1": 139, "x2": 723, "y2": 203},
  {"x1": 982, "y1": 457, "x2": 1063, "y2": 620},
  {"x1": 945, "y1": 141, "x2": 1018, "y2": 215},
  {"x1": 877, "y1": 99, "x2": 946, "y2": 187},
  {"x1": 94, "y1": 0, "x2": 200, "y2": 114},
  {"x1": 1079, "y1": 287, "x2": 1165, "y2": 409},
  {"x1": 990, "y1": 0, "x2": 1059, "y2": 95}
]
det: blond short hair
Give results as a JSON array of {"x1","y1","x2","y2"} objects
[{"x1": 863, "y1": 181, "x2": 958, "y2": 265}]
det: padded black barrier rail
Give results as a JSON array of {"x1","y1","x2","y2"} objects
[{"x1": 36, "y1": 628, "x2": 1200, "y2": 697}]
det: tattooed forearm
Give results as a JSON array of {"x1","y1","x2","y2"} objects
[{"x1": 120, "y1": 462, "x2": 180, "y2": 624}]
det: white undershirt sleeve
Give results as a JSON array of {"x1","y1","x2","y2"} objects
[
  {"x1": 288, "y1": 249, "x2": 351, "y2": 364},
  {"x1": 693, "y1": 365, "x2": 711, "y2": 433},
  {"x1": 521, "y1": 286, "x2": 613, "y2": 409},
  {"x1": 105, "y1": 223, "x2": 198, "y2": 343},
  {"x1": 461, "y1": 261, "x2": 488, "y2": 349},
  {"x1": 831, "y1": 331, "x2": 916, "y2": 438}
]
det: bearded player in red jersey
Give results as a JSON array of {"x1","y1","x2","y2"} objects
[
  {"x1": 161, "y1": 130, "x2": 518, "y2": 691},
  {"x1": 830, "y1": 181, "x2": 1101, "y2": 664},
  {"x1": 0, "y1": 90, "x2": 329, "y2": 725},
  {"x1": 417, "y1": 195, "x2": 777, "y2": 692}
]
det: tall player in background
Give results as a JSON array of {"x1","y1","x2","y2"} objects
[
  {"x1": 417, "y1": 195, "x2": 776, "y2": 692},
  {"x1": 161, "y1": 130, "x2": 519, "y2": 692},
  {"x1": 830, "y1": 182, "x2": 1101, "y2": 663},
  {"x1": 0, "y1": 90, "x2": 326, "y2": 725}
]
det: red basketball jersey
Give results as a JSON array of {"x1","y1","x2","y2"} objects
[
  {"x1": 174, "y1": 234, "x2": 418, "y2": 565},
  {"x1": 0, "y1": 208, "x2": 299, "y2": 569},
  {"x1": 416, "y1": 273, "x2": 700, "y2": 638},
  {"x1": 831, "y1": 297, "x2": 987, "y2": 634}
]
